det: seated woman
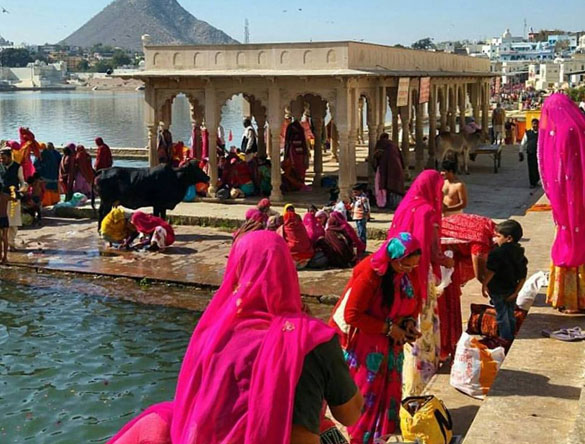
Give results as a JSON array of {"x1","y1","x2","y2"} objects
[
  {"x1": 267, "y1": 215, "x2": 283, "y2": 232},
  {"x1": 100, "y1": 207, "x2": 135, "y2": 247},
  {"x1": 303, "y1": 205, "x2": 325, "y2": 246},
  {"x1": 106, "y1": 231, "x2": 363, "y2": 444},
  {"x1": 438, "y1": 213, "x2": 495, "y2": 359},
  {"x1": 318, "y1": 212, "x2": 358, "y2": 269},
  {"x1": 123, "y1": 211, "x2": 175, "y2": 251},
  {"x1": 331, "y1": 211, "x2": 366, "y2": 258},
  {"x1": 222, "y1": 154, "x2": 255, "y2": 196},
  {"x1": 233, "y1": 209, "x2": 266, "y2": 243},
  {"x1": 278, "y1": 204, "x2": 314, "y2": 269}
]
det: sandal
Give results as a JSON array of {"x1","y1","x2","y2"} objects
[{"x1": 542, "y1": 327, "x2": 585, "y2": 342}]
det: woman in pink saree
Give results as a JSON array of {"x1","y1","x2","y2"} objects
[
  {"x1": 107, "y1": 231, "x2": 359, "y2": 444},
  {"x1": 539, "y1": 93, "x2": 585, "y2": 313},
  {"x1": 387, "y1": 170, "x2": 453, "y2": 396}
]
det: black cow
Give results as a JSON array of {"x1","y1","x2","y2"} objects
[{"x1": 93, "y1": 160, "x2": 209, "y2": 230}]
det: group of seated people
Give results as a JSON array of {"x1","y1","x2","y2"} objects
[
  {"x1": 216, "y1": 152, "x2": 272, "y2": 199},
  {"x1": 100, "y1": 208, "x2": 175, "y2": 252},
  {"x1": 233, "y1": 198, "x2": 365, "y2": 269}
]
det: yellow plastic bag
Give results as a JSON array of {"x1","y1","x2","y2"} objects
[{"x1": 400, "y1": 395, "x2": 453, "y2": 444}]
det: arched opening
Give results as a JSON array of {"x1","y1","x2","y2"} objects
[{"x1": 219, "y1": 93, "x2": 267, "y2": 156}]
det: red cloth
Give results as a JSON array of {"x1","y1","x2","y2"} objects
[
  {"x1": 58, "y1": 152, "x2": 75, "y2": 194},
  {"x1": 302, "y1": 212, "x2": 325, "y2": 245},
  {"x1": 94, "y1": 138, "x2": 113, "y2": 171},
  {"x1": 75, "y1": 145, "x2": 95, "y2": 184},
  {"x1": 278, "y1": 212, "x2": 314, "y2": 263},
  {"x1": 374, "y1": 138, "x2": 405, "y2": 195},
  {"x1": 131, "y1": 211, "x2": 175, "y2": 246}
]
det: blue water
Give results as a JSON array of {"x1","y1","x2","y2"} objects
[
  {"x1": 0, "y1": 276, "x2": 198, "y2": 443},
  {"x1": 0, "y1": 90, "x2": 247, "y2": 149}
]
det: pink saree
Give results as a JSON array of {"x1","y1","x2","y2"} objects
[
  {"x1": 539, "y1": 93, "x2": 585, "y2": 268},
  {"x1": 107, "y1": 231, "x2": 335, "y2": 444}
]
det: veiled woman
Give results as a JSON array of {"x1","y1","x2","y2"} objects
[
  {"x1": 107, "y1": 231, "x2": 362, "y2": 444},
  {"x1": 539, "y1": 93, "x2": 585, "y2": 313}
]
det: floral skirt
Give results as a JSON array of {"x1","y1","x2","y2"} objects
[
  {"x1": 546, "y1": 264, "x2": 585, "y2": 312},
  {"x1": 402, "y1": 281, "x2": 441, "y2": 397}
]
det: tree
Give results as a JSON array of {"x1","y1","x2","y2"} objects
[
  {"x1": 411, "y1": 38, "x2": 436, "y2": 51},
  {"x1": 112, "y1": 50, "x2": 131, "y2": 67},
  {"x1": 555, "y1": 39, "x2": 570, "y2": 53},
  {"x1": 91, "y1": 60, "x2": 115, "y2": 73},
  {"x1": 77, "y1": 59, "x2": 90, "y2": 71},
  {"x1": 0, "y1": 48, "x2": 32, "y2": 67}
]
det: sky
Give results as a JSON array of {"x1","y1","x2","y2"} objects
[{"x1": 0, "y1": 0, "x2": 584, "y2": 46}]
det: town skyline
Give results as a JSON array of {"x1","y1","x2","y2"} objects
[{"x1": 0, "y1": 0, "x2": 584, "y2": 47}]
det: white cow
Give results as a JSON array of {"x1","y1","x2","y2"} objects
[{"x1": 435, "y1": 131, "x2": 484, "y2": 174}]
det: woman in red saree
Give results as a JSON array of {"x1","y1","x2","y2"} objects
[
  {"x1": 387, "y1": 170, "x2": 453, "y2": 396},
  {"x1": 373, "y1": 133, "x2": 404, "y2": 209},
  {"x1": 303, "y1": 207, "x2": 325, "y2": 246},
  {"x1": 329, "y1": 233, "x2": 422, "y2": 443},
  {"x1": 439, "y1": 213, "x2": 495, "y2": 358},
  {"x1": 319, "y1": 212, "x2": 358, "y2": 268},
  {"x1": 282, "y1": 121, "x2": 309, "y2": 191},
  {"x1": 74, "y1": 145, "x2": 95, "y2": 197},
  {"x1": 277, "y1": 204, "x2": 314, "y2": 269},
  {"x1": 127, "y1": 211, "x2": 175, "y2": 250},
  {"x1": 58, "y1": 144, "x2": 76, "y2": 201},
  {"x1": 94, "y1": 137, "x2": 113, "y2": 171},
  {"x1": 107, "y1": 231, "x2": 361, "y2": 444}
]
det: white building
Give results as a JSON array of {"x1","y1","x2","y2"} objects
[
  {"x1": 482, "y1": 29, "x2": 555, "y2": 61},
  {"x1": 0, "y1": 61, "x2": 67, "y2": 88}
]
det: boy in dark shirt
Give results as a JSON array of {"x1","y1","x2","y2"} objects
[{"x1": 482, "y1": 220, "x2": 528, "y2": 340}]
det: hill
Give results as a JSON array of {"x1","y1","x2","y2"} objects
[{"x1": 60, "y1": 0, "x2": 238, "y2": 51}]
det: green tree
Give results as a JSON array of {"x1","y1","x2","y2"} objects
[
  {"x1": 0, "y1": 48, "x2": 32, "y2": 67},
  {"x1": 112, "y1": 50, "x2": 131, "y2": 67},
  {"x1": 411, "y1": 38, "x2": 436, "y2": 51},
  {"x1": 91, "y1": 60, "x2": 115, "y2": 73},
  {"x1": 77, "y1": 59, "x2": 90, "y2": 71}
]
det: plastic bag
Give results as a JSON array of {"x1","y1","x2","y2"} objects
[
  {"x1": 450, "y1": 332, "x2": 505, "y2": 399},
  {"x1": 399, "y1": 395, "x2": 453, "y2": 444},
  {"x1": 517, "y1": 271, "x2": 549, "y2": 311},
  {"x1": 436, "y1": 250, "x2": 454, "y2": 294}
]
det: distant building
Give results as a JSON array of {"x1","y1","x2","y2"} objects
[{"x1": 0, "y1": 61, "x2": 68, "y2": 88}]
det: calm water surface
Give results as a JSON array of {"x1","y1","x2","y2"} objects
[
  {"x1": 0, "y1": 91, "x2": 247, "y2": 149},
  {"x1": 0, "y1": 276, "x2": 199, "y2": 443}
]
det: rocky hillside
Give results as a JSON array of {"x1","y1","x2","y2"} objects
[{"x1": 60, "y1": 0, "x2": 238, "y2": 51}]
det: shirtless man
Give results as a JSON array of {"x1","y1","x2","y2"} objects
[{"x1": 441, "y1": 157, "x2": 468, "y2": 216}]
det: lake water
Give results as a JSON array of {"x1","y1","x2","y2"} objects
[
  {"x1": 0, "y1": 90, "x2": 247, "y2": 149},
  {"x1": 0, "y1": 275, "x2": 199, "y2": 443}
]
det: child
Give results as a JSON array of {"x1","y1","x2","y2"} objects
[
  {"x1": 23, "y1": 173, "x2": 43, "y2": 224},
  {"x1": 481, "y1": 220, "x2": 528, "y2": 341},
  {"x1": 0, "y1": 186, "x2": 11, "y2": 263},
  {"x1": 441, "y1": 157, "x2": 468, "y2": 216},
  {"x1": 351, "y1": 184, "x2": 370, "y2": 248}
]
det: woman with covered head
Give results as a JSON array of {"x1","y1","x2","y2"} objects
[
  {"x1": 73, "y1": 145, "x2": 95, "y2": 197},
  {"x1": 125, "y1": 211, "x2": 175, "y2": 251},
  {"x1": 329, "y1": 232, "x2": 423, "y2": 443},
  {"x1": 277, "y1": 204, "x2": 314, "y2": 269},
  {"x1": 34, "y1": 142, "x2": 61, "y2": 206},
  {"x1": 58, "y1": 144, "x2": 76, "y2": 202},
  {"x1": 373, "y1": 132, "x2": 405, "y2": 209},
  {"x1": 94, "y1": 137, "x2": 113, "y2": 171},
  {"x1": 17, "y1": 127, "x2": 41, "y2": 180},
  {"x1": 319, "y1": 211, "x2": 359, "y2": 268},
  {"x1": 388, "y1": 170, "x2": 453, "y2": 396},
  {"x1": 539, "y1": 93, "x2": 585, "y2": 313},
  {"x1": 233, "y1": 209, "x2": 266, "y2": 243},
  {"x1": 107, "y1": 231, "x2": 362, "y2": 444}
]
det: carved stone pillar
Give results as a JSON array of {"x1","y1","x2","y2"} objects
[
  {"x1": 389, "y1": 91, "x2": 400, "y2": 146},
  {"x1": 268, "y1": 85, "x2": 283, "y2": 202},
  {"x1": 204, "y1": 85, "x2": 218, "y2": 196},
  {"x1": 439, "y1": 85, "x2": 448, "y2": 131},
  {"x1": 336, "y1": 85, "x2": 352, "y2": 199},
  {"x1": 459, "y1": 83, "x2": 467, "y2": 133},
  {"x1": 448, "y1": 85, "x2": 457, "y2": 133},
  {"x1": 471, "y1": 83, "x2": 481, "y2": 124},
  {"x1": 357, "y1": 96, "x2": 365, "y2": 144},
  {"x1": 481, "y1": 82, "x2": 490, "y2": 135},
  {"x1": 414, "y1": 93, "x2": 425, "y2": 172},
  {"x1": 428, "y1": 85, "x2": 438, "y2": 167},
  {"x1": 144, "y1": 82, "x2": 158, "y2": 167},
  {"x1": 399, "y1": 105, "x2": 411, "y2": 176}
]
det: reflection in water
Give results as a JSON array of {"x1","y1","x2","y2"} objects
[
  {"x1": 0, "y1": 91, "x2": 247, "y2": 149},
  {"x1": 0, "y1": 277, "x2": 198, "y2": 443}
]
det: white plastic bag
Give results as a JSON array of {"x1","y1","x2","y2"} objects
[
  {"x1": 436, "y1": 250, "x2": 454, "y2": 294},
  {"x1": 450, "y1": 333, "x2": 505, "y2": 399},
  {"x1": 516, "y1": 271, "x2": 549, "y2": 311}
]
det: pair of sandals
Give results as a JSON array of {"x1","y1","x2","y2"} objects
[{"x1": 542, "y1": 327, "x2": 585, "y2": 342}]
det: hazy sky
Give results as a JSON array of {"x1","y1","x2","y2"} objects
[{"x1": 0, "y1": 0, "x2": 584, "y2": 46}]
